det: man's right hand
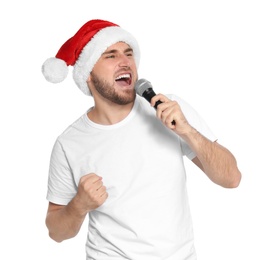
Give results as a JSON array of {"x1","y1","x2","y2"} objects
[{"x1": 76, "y1": 173, "x2": 108, "y2": 213}]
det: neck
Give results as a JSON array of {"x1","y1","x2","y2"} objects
[{"x1": 88, "y1": 98, "x2": 135, "y2": 125}]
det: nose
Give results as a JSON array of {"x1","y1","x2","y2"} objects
[{"x1": 118, "y1": 54, "x2": 131, "y2": 68}]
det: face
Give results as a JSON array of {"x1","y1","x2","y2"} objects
[{"x1": 87, "y1": 42, "x2": 138, "y2": 105}]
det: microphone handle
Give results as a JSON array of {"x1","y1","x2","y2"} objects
[
  {"x1": 141, "y1": 88, "x2": 156, "y2": 107},
  {"x1": 142, "y1": 88, "x2": 175, "y2": 125}
]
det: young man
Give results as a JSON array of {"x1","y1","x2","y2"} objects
[{"x1": 42, "y1": 19, "x2": 241, "y2": 260}]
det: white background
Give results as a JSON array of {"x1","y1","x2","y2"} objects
[{"x1": 1, "y1": 0, "x2": 267, "y2": 259}]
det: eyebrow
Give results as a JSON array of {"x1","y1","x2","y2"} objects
[{"x1": 102, "y1": 47, "x2": 133, "y2": 56}]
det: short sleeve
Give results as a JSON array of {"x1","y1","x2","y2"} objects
[
  {"x1": 169, "y1": 94, "x2": 217, "y2": 160},
  {"x1": 46, "y1": 139, "x2": 77, "y2": 205}
]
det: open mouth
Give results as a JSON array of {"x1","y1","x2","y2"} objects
[{"x1": 115, "y1": 73, "x2": 132, "y2": 86}]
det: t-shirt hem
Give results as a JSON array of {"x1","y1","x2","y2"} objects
[{"x1": 46, "y1": 195, "x2": 70, "y2": 206}]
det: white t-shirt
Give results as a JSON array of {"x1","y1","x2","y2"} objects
[{"x1": 47, "y1": 94, "x2": 217, "y2": 260}]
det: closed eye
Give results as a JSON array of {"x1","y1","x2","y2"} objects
[{"x1": 106, "y1": 55, "x2": 115, "y2": 58}]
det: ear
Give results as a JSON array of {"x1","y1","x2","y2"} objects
[
  {"x1": 86, "y1": 76, "x2": 93, "y2": 96},
  {"x1": 87, "y1": 73, "x2": 92, "y2": 83},
  {"x1": 86, "y1": 75, "x2": 92, "y2": 89}
]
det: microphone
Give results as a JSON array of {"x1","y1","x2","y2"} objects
[
  {"x1": 135, "y1": 78, "x2": 175, "y2": 125},
  {"x1": 135, "y1": 78, "x2": 162, "y2": 109}
]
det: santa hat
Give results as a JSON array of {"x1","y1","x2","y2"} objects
[{"x1": 42, "y1": 19, "x2": 140, "y2": 96}]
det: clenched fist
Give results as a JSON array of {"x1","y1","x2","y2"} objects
[{"x1": 76, "y1": 173, "x2": 108, "y2": 213}]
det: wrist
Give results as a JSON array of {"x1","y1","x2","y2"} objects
[{"x1": 67, "y1": 196, "x2": 89, "y2": 218}]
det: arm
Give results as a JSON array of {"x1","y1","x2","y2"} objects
[
  {"x1": 188, "y1": 135, "x2": 241, "y2": 188},
  {"x1": 46, "y1": 173, "x2": 108, "y2": 242},
  {"x1": 151, "y1": 94, "x2": 242, "y2": 188}
]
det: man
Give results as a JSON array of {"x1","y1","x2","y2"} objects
[{"x1": 42, "y1": 19, "x2": 241, "y2": 260}]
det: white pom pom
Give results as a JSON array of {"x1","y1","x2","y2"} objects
[{"x1": 42, "y1": 57, "x2": 68, "y2": 83}]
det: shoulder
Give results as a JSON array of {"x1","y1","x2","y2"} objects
[
  {"x1": 167, "y1": 94, "x2": 198, "y2": 116},
  {"x1": 56, "y1": 112, "x2": 89, "y2": 144},
  {"x1": 168, "y1": 94, "x2": 217, "y2": 141}
]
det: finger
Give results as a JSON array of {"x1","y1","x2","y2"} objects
[
  {"x1": 98, "y1": 185, "x2": 107, "y2": 195},
  {"x1": 81, "y1": 173, "x2": 101, "y2": 182},
  {"x1": 95, "y1": 181, "x2": 104, "y2": 191},
  {"x1": 157, "y1": 102, "x2": 178, "y2": 127},
  {"x1": 93, "y1": 177, "x2": 103, "y2": 186},
  {"x1": 79, "y1": 174, "x2": 103, "y2": 193},
  {"x1": 161, "y1": 107, "x2": 174, "y2": 125},
  {"x1": 87, "y1": 173, "x2": 102, "y2": 184},
  {"x1": 100, "y1": 190, "x2": 108, "y2": 199},
  {"x1": 155, "y1": 101, "x2": 173, "y2": 120},
  {"x1": 151, "y1": 94, "x2": 170, "y2": 107}
]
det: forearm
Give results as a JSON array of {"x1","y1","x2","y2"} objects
[
  {"x1": 150, "y1": 94, "x2": 241, "y2": 188},
  {"x1": 46, "y1": 197, "x2": 88, "y2": 242},
  {"x1": 181, "y1": 126, "x2": 241, "y2": 188},
  {"x1": 46, "y1": 173, "x2": 108, "y2": 242}
]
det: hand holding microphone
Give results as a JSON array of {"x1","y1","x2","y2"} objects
[
  {"x1": 135, "y1": 78, "x2": 176, "y2": 126},
  {"x1": 135, "y1": 78, "x2": 191, "y2": 134}
]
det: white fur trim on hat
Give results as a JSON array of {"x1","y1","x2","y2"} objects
[
  {"x1": 42, "y1": 57, "x2": 68, "y2": 83},
  {"x1": 73, "y1": 26, "x2": 140, "y2": 96}
]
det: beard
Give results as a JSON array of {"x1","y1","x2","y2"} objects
[{"x1": 90, "y1": 72, "x2": 136, "y2": 105}]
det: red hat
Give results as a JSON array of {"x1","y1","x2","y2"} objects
[{"x1": 42, "y1": 19, "x2": 140, "y2": 96}]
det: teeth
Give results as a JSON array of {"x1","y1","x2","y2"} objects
[{"x1": 116, "y1": 74, "x2": 130, "y2": 80}]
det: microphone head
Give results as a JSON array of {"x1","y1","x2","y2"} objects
[{"x1": 135, "y1": 78, "x2": 152, "y2": 96}]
